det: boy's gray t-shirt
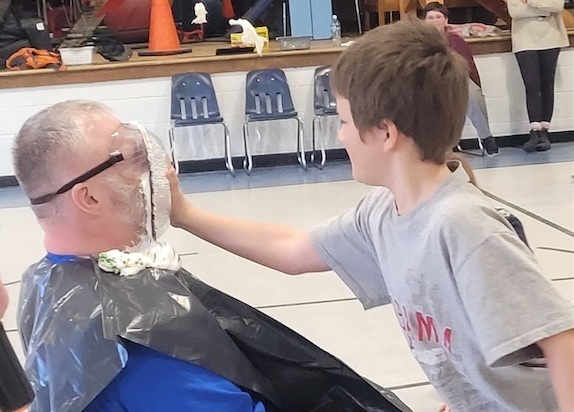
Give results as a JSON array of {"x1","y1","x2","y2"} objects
[{"x1": 310, "y1": 166, "x2": 574, "y2": 412}]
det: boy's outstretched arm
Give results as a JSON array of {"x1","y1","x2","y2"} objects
[
  {"x1": 167, "y1": 169, "x2": 330, "y2": 275},
  {"x1": 538, "y1": 328, "x2": 574, "y2": 412}
]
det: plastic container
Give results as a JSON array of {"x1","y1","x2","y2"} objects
[
  {"x1": 331, "y1": 15, "x2": 341, "y2": 47},
  {"x1": 59, "y1": 46, "x2": 94, "y2": 66},
  {"x1": 277, "y1": 36, "x2": 311, "y2": 51}
]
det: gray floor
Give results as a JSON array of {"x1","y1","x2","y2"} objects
[{"x1": 1, "y1": 143, "x2": 573, "y2": 412}]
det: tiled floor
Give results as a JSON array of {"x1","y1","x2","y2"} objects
[{"x1": 1, "y1": 143, "x2": 573, "y2": 412}]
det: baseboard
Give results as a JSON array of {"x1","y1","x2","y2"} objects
[
  {"x1": 0, "y1": 175, "x2": 18, "y2": 187},
  {"x1": 1, "y1": 132, "x2": 573, "y2": 188},
  {"x1": 178, "y1": 149, "x2": 350, "y2": 174},
  {"x1": 458, "y1": 130, "x2": 574, "y2": 150}
]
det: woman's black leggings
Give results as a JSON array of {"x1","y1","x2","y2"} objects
[{"x1": 515, "y1": 48, "x2": 561, "y2": 123}]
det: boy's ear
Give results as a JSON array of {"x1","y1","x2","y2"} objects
[
  {"x1": 380, "y1": 120, "x2": 400, "y2": 151},
  {"x1": 379, "y1": 119, "x2": 398, "y2": 138}
]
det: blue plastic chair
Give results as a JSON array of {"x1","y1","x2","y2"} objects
[
  {"x1": 169, "y1": 72, "x2": 234, "y2": 175},
  {"x1": 243, "y1": 68, "x2": 305, "y2": 174},
  {"x1": 312, "y1": 65, "x2": 337, "y2": 169}
]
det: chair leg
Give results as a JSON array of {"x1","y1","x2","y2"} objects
[
  {"x1": 168, "y1": 127, "x2": 179, "y2": 174},
  {"x1": 222, "y1": 123, "x2": 235, "y2": 176},
  {"x1": 311, "y1": 116, "x2": 317, "y2": 165},
  {"x1": 296, "y1": 117, "x2": 307, "y2": 170},
  {"x1": 243, "y1": 121, "x2": 253, "y2": 175},
  {"x1": 317, "y1": 116, "x2": 327, "y2": 169},
  {"x1": 477, "y1": 135, "x2": 485, "y2": 155},
  {"x1": 312, "y1": 116, "x2": 327, "y2": 169},
  {"x1": 355, "y1": 0, "x2": 363, "y2": 34},
  {"x1": 456, "y1": 136, "x2": 485, "y2": 157}
]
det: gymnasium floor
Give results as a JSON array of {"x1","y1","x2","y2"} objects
[{"x1": 1, "y1": 142, "x2": 573, "y2": 411}]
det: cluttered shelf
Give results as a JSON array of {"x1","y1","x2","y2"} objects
[
  {"x1": 1, "y1": 30, "x2": 573, "y2": 90},
  {"x1": 0, "y1": 39, "x2": 342, "y2": 90}
]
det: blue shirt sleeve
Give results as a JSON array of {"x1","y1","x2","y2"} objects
[{"x1": 85, "y1": 341, "x2": 266, "y2": 412}]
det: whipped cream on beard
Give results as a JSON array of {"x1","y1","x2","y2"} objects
[
  {"x1": 98, "y1": 126, "x2": 179, "y2": 276},
  {"x1": 98, "y1": 240, "x2": 181, "y2": 276}
]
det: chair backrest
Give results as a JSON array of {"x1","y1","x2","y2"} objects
[
  {"x1": 244, "y1": 68, "x2": 297, "y2": 120},
  {"x1": 171, "y1": 72, "x2": 222, "y2": 125},
  {"x1": 313, "y1": 65, "x2": 337, "y2": 116}
]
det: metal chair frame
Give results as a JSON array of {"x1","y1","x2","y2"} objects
[
  {"x1": 169, "y1": 72, "x2": 234, "y2": 175},
  {"x1": 242, "y1": 69, "x2": 306, "y2": 174}
]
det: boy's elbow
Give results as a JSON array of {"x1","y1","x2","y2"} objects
[
  {"x1": 282, "y1": 262, "x2": 309, "y2": 276},
  {"x1": 282, "y1": 267, "x2": 303, "y2": 276},
  {"x1": 280, "y1": 232, "x2": 328, "y2": 276}
]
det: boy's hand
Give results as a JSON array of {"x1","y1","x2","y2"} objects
[
  {"x1": 438, "y1": 403, "x2": 452, "y2": 412},
  {"x1": 166, "y1": 167, "x2": 193, "y2": 229}
]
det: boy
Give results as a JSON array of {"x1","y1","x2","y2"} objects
[
  {"x1": 423, "y1": 2, "x2": 499, "y2": 156},
  {"x1": 168, "y1": 19, "x2": 574, "y2": 412}
]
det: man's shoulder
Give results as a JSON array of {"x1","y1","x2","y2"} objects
[{"x1": 20, "y1": 257, "x2": 50, "y2": 285}]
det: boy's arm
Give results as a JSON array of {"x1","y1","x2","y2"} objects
[
  {"x1": 507, "y1": 0, "x2": 551, "y2": 19},
  {"x1": 537, "y1": 328, "x2": 574, "y2": 412},
  {"x1": 168, "y1": 170, "x2": 330, "y2": 275},
  {"x1": 524, "y1": 0, "x2": 564, "y2": 14},
  {"x1": 447, "y1": 34, "x2": 481, "y2": 87}
]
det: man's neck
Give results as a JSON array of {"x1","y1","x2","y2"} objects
[{"x1": 42, "y1": 222, "x2": 129, "y2": 256}]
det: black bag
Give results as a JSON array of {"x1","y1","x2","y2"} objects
[
  {"x1": 0, "y1": 0, "x2": 26, "y2": 68},
  {"x1": 497, "y1": 208, "x2": 530, "y2": 248},
  {"x1": 0, "y1": 1, "x2": 51, "y2": 69}
]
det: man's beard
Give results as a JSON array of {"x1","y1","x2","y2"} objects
[{"x1": 106, "y1": 176, "x2": 148, "y2": 242}]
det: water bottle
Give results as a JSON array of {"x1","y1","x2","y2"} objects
[{"x1": 331, "y1": 15, "x2": 341, "y2": 46}]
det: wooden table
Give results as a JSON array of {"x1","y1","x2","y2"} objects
[{"x1": 1, "y1": 33, "x2": 572, "y2": 90}]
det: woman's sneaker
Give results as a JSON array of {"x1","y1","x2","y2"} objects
[
  {"x1": 523, "y1": 130, "x2": 540, "y2": 153},
  {"x1": 482, "y1": 136, "x2": 499, "y2": 156},
  {"x1": 536, "y1": 129, "x2": 551, "y2": 151}
]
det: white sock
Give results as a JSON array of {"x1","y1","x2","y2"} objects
[
  {"x1": 530, "y1": 122, "x2": 542, "y2": 131},
  {"x1": 541, "y1": 121, "x2": 551, "y2": 130}
]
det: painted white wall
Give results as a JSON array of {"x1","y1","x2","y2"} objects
[{"x1": 0, "y1": 48, "x2": 572, "y2": 177}]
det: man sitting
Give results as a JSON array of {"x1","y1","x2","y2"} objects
[{"x1": 13, "y1": 100, "x2": 407, "y2": 412}]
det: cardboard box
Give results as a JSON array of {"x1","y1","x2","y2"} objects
[{"x1": 230, "y1": 26, "x2": 270, "y2": 51}]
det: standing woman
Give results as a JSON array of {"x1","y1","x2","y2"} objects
[{"x1": 507, "y1": 0, "x2": 569, "y2": 152}]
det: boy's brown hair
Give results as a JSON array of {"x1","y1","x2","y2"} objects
[{"x1": 331, "y1": 18, "x2": 468, "y2": 164}]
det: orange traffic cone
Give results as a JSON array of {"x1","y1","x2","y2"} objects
[
  {"x1": 222, "y1": 0, "x2": 235, "y2": 19},
  {"x1": 138, "y1": 0, "x2": 193, "y2": 56}
]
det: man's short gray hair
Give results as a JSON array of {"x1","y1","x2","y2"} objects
[{"x1": 12, "y1": 100, "x2": 116, "y2": 218}]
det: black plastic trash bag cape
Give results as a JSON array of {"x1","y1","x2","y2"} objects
[{"x1": 18, "y1": 257, "x2": 412, "y2": 412}]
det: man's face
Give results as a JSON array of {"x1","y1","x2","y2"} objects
[
  {"x1": 87, "y1": 119, "x2": 148, "y2": 247},
  {"x1": 425, "y1": 10, "x2": 448, "y2": 32}
]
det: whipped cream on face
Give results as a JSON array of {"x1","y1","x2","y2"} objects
[
  {"x1": 98, "y1": 122, "x2": 179, "y2": 277},
  {"x1": 98, "y1": 241, "x2": 181, "y2": 276}
]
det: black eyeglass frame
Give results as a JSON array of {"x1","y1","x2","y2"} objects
[{"x1": 29, "y1": 151, "x2": 125, "y2": 205}]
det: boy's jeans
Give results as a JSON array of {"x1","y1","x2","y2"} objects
[{"x1": 467, "y1": 80, "x2": 492, "y2": 140}]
